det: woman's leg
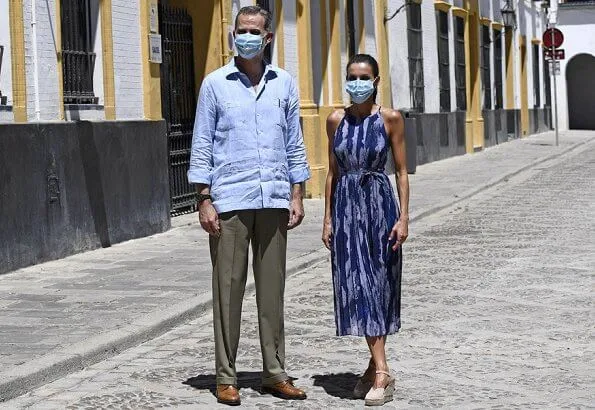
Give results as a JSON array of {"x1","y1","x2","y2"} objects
[
  {"x1": 360, "y1": 355, "x2": 376, "y2": 381},
  {"x1": 365, "y1": 336, "x2": 391, "y2": 388}
]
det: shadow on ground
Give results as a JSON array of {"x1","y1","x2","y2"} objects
[
  {"x1": 183, "y1": 372, "x2": 260, "y2": 396},
  {"x1": 184, "y1": 372, "x2": 306, "y2": 397},
  {"x1": 311, "y1": 372, "x2": 360, "y2": 400}
]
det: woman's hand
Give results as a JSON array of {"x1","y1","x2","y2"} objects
[
  {"x1": 388, "y1": 216, "x2": 409, "y2": 251},
  {"x1": 322, "y1": 218, "x2": 333, "y2": 250}
]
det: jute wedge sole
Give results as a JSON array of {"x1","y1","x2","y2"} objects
[{"x1": 364, "y1": 371, "x2": 395, "y2": 406}]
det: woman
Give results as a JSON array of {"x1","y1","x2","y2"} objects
[{"x1": 322, "y1": 54, "x2": 410, "y2": 406}]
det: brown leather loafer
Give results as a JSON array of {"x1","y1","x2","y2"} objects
[
  {"x1": 261, "y1": 379, "x2": 307, "y2": 400},
  {"x1": 216, "y1": 384, "x2": 241, "y2": 406}
]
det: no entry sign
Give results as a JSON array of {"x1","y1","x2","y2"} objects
[{"x1": 543, "y1": 28, "x2": 564, "y2": 49}]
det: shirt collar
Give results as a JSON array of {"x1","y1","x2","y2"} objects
[{"x1": 225, "y1": 58, "x2": 277, "y2": 79}]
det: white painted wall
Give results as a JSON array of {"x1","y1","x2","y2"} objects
[
  {"x1": 555, "y1": 4, "x2": 595, "y2": 130},
  {"x1": 23, "y1": 0, "x2": 61, "y2": 121},
  {"x1": 283, "y1": 0, "x2": 298, "y2": 80},
  {"x1": 310, "y1": 1, "x2": 323, "y2": 105},
  {"x1": 0, "y1": 0, "x2": 13, "y2": 109},
  {"x1": 421, "y1": 1, "x2": 439, "y2": 113},
  {"x1": 93, "y1": 0, "x2": 104, "y2": 106},
  {"x1": 112, "y1": 0, "x2": 143, "y2": 119},
  {"x1": 339, "y1": 0, "x2": 349, "y2": 104},
  {"x1": 386, "y1": 0, "x2": 410, "y2": 111},
  {"x1": 364, "y1": 0, "x2": 376, "y2": 58}
]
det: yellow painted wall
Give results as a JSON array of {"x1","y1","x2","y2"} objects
[
  {"x1": 9, "y1": 0, "x2": 27, "y2": 122},
  {"x1": 170, "y1": 0, "x2": 228, "y2": 95},
  {"x1": 140, "y1": 0, "x2": 162, "y2": 120},
  {"x1": 464, "y1": 0, "x2": 484, "y2": 152},
  {"x1": 505, "y1": 28, "x2": 514, "y2": 109}
]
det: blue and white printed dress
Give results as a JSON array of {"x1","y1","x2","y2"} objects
[{"x1": 331, "y1": 108, "x2": 402, "y2": 337}]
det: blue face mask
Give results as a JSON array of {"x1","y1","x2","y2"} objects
[
  {"x1": 234, "y1": 33, "x2": 265, "y2": 60},
  {"x1": 345, "y1": 79, "x2": 376, "y2": 104}
]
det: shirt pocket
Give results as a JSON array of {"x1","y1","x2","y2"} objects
[
  {"x1": 260, "y1": 98, "x2": 287, "y2": 128},
  {"x1": 257, "y1": 98, "x2": 287, "y2": 151}
]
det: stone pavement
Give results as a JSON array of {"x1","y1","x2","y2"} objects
[
  {"x1": 2, "y1": 132, "x2": 593, "y2": 409},
  {"x1": 0, "y1": 130, "x2": 593, "y2": 402}
]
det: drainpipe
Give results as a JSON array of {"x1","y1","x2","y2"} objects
[{"x1": 31, "y1": 0, "x2": 41, "y2": 120}]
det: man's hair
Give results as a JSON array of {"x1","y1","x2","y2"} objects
[{"x1": 235, "y1": 6, "x2": 272, "y2": 32}]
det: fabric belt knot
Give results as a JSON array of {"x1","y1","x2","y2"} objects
[{"x1": 345, "y1": 169, "x2": 385, "y2": 186}]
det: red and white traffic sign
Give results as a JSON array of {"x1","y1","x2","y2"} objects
[
  {"x1": 543, "y1": 28, "x2": 564, "y2": 49},
  {"x1": 545, "y1": 48, "x2": 565, "y2": 60}
]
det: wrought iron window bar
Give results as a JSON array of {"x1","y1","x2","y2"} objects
[
  {"x1": 61, "y1": 0, "x2": 98, "y2": 105},
  {"x1": 533, "y1": 44, "x2": 541, "y2": 108},
  {"x1": 454, "y1": 16, "x2": 467, "y2": 111},
  {"x1": 436, "y1": 10, "x2": 451, "y2": 113},
  {"x1": 494, "y1": 29, "x2": 504, "y2": 109},
  {"x1": 407, "y1": 3, "x2": 425, "y2": 113},
  {"x1": 481, "y1": 25, "x2": 492, "y2": 110}
]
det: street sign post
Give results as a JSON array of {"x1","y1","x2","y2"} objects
[
  {"x1": 549, "y1": 60, "x2": 560, "y2": 75},
  {"x1": 543, "y1": 26, "x2": 563, "y2": 146}
]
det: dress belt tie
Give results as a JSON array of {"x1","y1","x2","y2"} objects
[{"x1": 344, "y1": 169, "x2": 385, "y2": 186}]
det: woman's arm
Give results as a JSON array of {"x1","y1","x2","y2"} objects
[
  {"x1": 384, "y1": 109, "x2": 410, "y2": 250},
  {"x1": 322, "y1": 110, "x2": 343, "y2": 249}
]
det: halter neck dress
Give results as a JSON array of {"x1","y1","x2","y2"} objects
[{"x1": 331, "y1": 108, "x2": 402, "y2": 337}]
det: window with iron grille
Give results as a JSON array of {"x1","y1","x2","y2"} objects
[
  {"x1": 532, "y1": 44, "x2": 541, "y2": 108},
  {"x1": 543, "y1": 51, "x2": 552, "y2": 107},
  {"x1": 493, "y1": 29, "x2": 503, "y2": 109},
  {"x1": 436, "y1": 10, "x2": 450, "y2": 112},
  {"x1": 61, "y1": 0, "x2": 98, "y2": 104},
  {"x1": 407, "y1": 3, "x2": 424, "y2": 113},
  {"x1": 256, "y1": 0, "x2": 273, "y2": 63},
  {"x1": 480, "y1": 25, "x2": 491, "y2": 109},
  {"x1": 453, "y1": 16, "x2": 466, "y2": 111}
]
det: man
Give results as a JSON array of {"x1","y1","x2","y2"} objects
[{"x1": 187, "y1": 5, "x2": 310, "y2": 406}]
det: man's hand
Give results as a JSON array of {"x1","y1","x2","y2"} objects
[
  {"x1": 288, "y1": 196, "x2": 305, "y2": 230},
  {"x1": 199, "y1": 201, "x2": 220, "y2": 236}
]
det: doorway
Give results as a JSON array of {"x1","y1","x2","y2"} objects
[{"x1": 566, "y1": 53, "x2": 595, "y2": 130}]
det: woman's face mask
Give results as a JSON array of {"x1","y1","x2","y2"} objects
[
  {"x1": 234, "y1": 32, "x2": 266, "y2": 60},
  {"x1": 345, "y1": 78, "x2": 376, "y2": 104}
]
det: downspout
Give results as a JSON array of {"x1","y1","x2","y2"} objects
[{"x1": 31, "y1": 0, "x2": 41, "y2": 120}]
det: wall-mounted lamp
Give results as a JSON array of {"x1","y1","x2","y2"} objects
[{"x1": 501, "y1": 0, "x2": 517, "y2": 30}]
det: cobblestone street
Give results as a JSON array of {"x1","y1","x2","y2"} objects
[{"x1": 2, "y1": 137, "x2": 593, "y2": 409}]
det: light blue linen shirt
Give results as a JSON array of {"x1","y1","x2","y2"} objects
[{"x1": 187, "y1": 60, "x2": 311, "y2": 214}]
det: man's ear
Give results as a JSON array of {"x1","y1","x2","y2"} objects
[
  {"x1": 374, "y1": 76, "x2": 380, "y2": 86},
  {"x1": 265, "y1": 32, "x2": 274, "y2": 45}
]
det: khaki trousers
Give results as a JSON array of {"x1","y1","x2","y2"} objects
[{"x1": 209, "y1": 208, "x2": 289, "y2": 386}]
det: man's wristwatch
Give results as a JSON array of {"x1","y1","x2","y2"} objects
[{"x1": 196, "y1": 193, "x2": 212, "y2": 204}]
